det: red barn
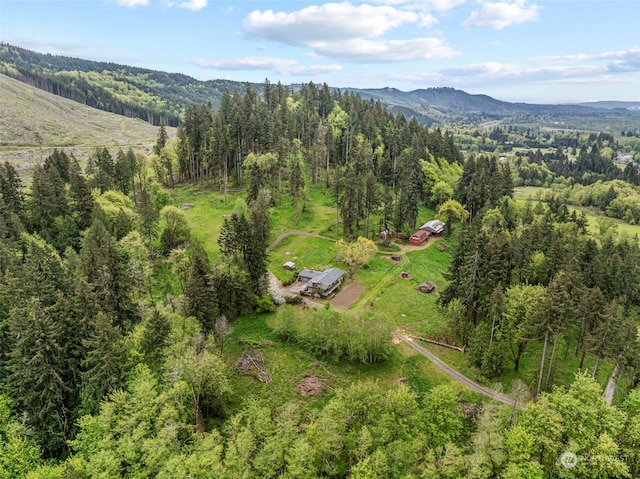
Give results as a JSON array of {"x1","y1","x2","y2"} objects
[{"x1": 409, "y1": 230, "x2": 429, "y2": 246}]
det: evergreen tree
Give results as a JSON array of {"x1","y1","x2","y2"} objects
[
  {"x1": 68, "y1": 171, "x2": 94, "y2": 233},
  {"x1": 29, "y1": 163, "x2": 68, "y2": 242},
  {"x1": 79, "y1": 218, "x2": 137, "y2": 331},
  {"x1": 89, "y1": 147, "x2": 115, "y2": 193},
  {"x1": 184, "y1": 241, "x2": 217, "y2": 333},
  {"x1": 218, "y1": 199, "x2": 269, "y2": 296},
  {"x1": 6, "y1": 298, "x2": 70, "y2": 456},
  {"x1": 394, "y1": 147, "x2": 422, "y2": 233},
  {"x1": 113, "y1": 148, "x2": 133, "y2": 196},
  {"x1": 209, "y1": 260, "x2": 253, "y2": 321},
  {"x1": 0, "y1": 161, "x2": 25, "y2": 218},
  {"x1": 287, "y1": 143, "x2": 306, "y2": 225},
  {"x1": 140, "y1": 308, "x2": 171, "y2": 374},
  {"x1": 153, "y1": 122, "x2": 168, "y2": 156},
  {"x1": 136, "y1": 185, "x2": 159, "y2": 254},
  {"x1": 80, "y1": 312, "x2": 129, "y2": 414}
]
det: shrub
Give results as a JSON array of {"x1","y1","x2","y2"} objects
[
  {"x1": 284, "y1": 295, "x2": 303, "y2": 305},
  {"x1": 255, "y1": 295, "x2": 276, "y2": 314},
  {"x1": 273, "y1": 305, "x2": 392, "y2": 363}
]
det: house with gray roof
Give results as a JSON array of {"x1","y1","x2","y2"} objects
[{"x1": 297, "y1": 267, "x2": 345, "y2": 299}]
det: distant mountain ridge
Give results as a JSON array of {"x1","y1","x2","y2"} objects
[
  {"x1": 1, "y1": 43, "x2": 638, "y2": 129},
  {"x1": 577, "y1": 101, "x2": 640, "y2": 111},
  {"x1": 0, "y1": 43, "x2": 255, "y2": 126}
]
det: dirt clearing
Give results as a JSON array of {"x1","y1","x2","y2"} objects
[{"x1": 331, "y1": 283, "x2": 366, "y2": 310}]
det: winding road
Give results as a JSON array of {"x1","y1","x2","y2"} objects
[{"x1": 395, "y1": 332, "x2": 524, "y2": 408}]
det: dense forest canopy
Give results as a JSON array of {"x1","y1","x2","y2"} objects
[{"x1": 1, "y1": 63, "x2": 639, "y2": 478}]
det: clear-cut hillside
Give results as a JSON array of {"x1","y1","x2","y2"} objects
[{"x1": 0, "y1": 73, "x2": 173, "y2": 171}]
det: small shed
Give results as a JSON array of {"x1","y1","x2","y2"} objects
[
  {"x1": 417, "y1": 281, "x2": 437, "y2": 293},
  {"x1": 420, "y1": 220, "x2": 445, "y2": 236},
  {"x1": 409, "y1": 230, "x2": 429, "y2": 246},
  {"x1": 283, "y1": 261, "x2": 296, "y2": 271}
]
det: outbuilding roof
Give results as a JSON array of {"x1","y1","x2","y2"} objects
[{"x1": 420, "y1": 219, "x2": 446, "y2": 234}]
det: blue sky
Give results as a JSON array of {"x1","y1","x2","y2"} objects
[{"x1": 1, "y1": 0, "x2": 639, "y2": 104}]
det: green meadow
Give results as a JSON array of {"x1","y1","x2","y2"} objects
[
  {"x1": 168, "y1": 183, "x2": 618, "y2": 410},
  {"x1": 514, "y1": 186, "x2": 640, "y2": 238}
]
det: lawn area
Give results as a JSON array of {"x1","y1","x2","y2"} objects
[
  {"x1": 270, "y1": 187, "x2": 339, "y2": 240},
  {"x1": 513, "y1": 186, "x2": 551, "y2": 200},
  {"x1": 357, "y1": 237, "x2": 454, "y2": 338},
  {"x1": 170, "y1": 185, "x2": 240, "y2": 258},
  {"x1": 267, "y1": 234, "x2": 338, "y2": 282}
]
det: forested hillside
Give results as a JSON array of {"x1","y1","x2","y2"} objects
[
  {"x1": 0, "y1": 43, "x2": 252, "y2": 126},
  {"x1": 4, "y1": 43, "x2": 639, "y2": 133},
  {"x1": 1, "y1": 72, "x2": 640, "y2": 478}
]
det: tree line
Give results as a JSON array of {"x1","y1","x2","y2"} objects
[
  {"x1": 0, "y1": 149, "x2": 273, "y2": 458},
  {"x1": 440, "y1": 154, "x2": 640, "y2": 397}
]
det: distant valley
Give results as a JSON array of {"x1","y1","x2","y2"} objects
[{"x1": 1, "y1": 43, "x2": 638, "y2": 134}]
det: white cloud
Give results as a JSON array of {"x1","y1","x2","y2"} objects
[
  {"x1": 288, "y1": 64, "x2": 344, "y2": 75},
  {"x1": 417, "y1": 13, "x2": 438, "y2": 28},
  {"x1": 176, "y1": 0, "x2": 207, "y2": 11},
  {"x1": 463, "y1": 0, "x2": 541, "y2": 29},
  {"x1": 243, "y1": 2, "x2": 418, "y2": 44},
  {"x1": 313, "y1": 37, "x2": 458, "y2": 62},
  {"x1": 439, "y1": 61, "x2": 611, "y2": 87},
  {"x1": 195, "y1": 57, "x2": 296, "y2": 71},
  {"x1": 194, "y1": 57, "x2": 342, "y2": 76},
  {"x1": 116, "y1": 0, "x2": 149, "y2": 7},
  {"x1": 242, "y1": 2, "x2": 458, "y2": 63},
  {"x1": 534, "y1": 47, "x2": 640, "y2": 70},
  {"x1": 368, "y1": 0, "x2": 466, "y2": 11}
]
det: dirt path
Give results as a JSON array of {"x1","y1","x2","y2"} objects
[
  {"x1": 602, "y1": 364, "x2": 620, "y2": 406},
  {"x1": 395, "y1": 332, "x2": 524, "y2": 408},
  {"x1": 268, "y1": 272, "x2": 323, "y2": 308},
  {"x1": 385, "y1": 236, "x2": 440, "y2": 254}
]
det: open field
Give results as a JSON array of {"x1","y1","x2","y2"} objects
[
  {"x1": 168, "y1": 183, "x2": 623, "y2": 410},
  {"x1": 514, "y1": 186, "x2": 640, "y2": 238},
  {"x1": 224, "y1": 312, "x2": 478, "y2": 411}
]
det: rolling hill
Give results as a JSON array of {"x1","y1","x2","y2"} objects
[
  {"x1": 2, "y1": 43, "x2": 639, "y2": 135},
  {"x1": 0, "y1": 72, "x2": 173, "y2": 171},
  {"x1": 0, "y1": 43, "x2": 254, "y2": 127}
]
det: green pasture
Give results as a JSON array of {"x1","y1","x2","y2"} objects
[
  {"x1": 268, "y1": 234, "x2": 338, "y2": 282},
  {"x1": 171, "y1": 181, "x2": 624, "y2": 408},
  {"x1": 223, "y1": 312, "x2": 480, "y2": 413},
  {"x1": 514, "y1": 186, "x2": 640, "y2": 239}
]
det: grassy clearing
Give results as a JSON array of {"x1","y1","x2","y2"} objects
[
  {"x1": 359, "y1": 238, "x2": 454, "y2": 337},
  {"x1": 170, "y1": 187, "x2": 241, "y2": 259},
  {"x1": 270, "y1": 188, "x2": 338, "y2": 238},
  {"x1": 513, "y1": 186, "x2": 551, "y2": 200},
  {"x1": 223, "y1": 311, "x2": 482, "y2": 415},
  {"x1": 267, "y1": 235, "x2": 337, "y2": 282},
  {"x1": 514, "y1": 187, "x2": 640, "y2": 238}
]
